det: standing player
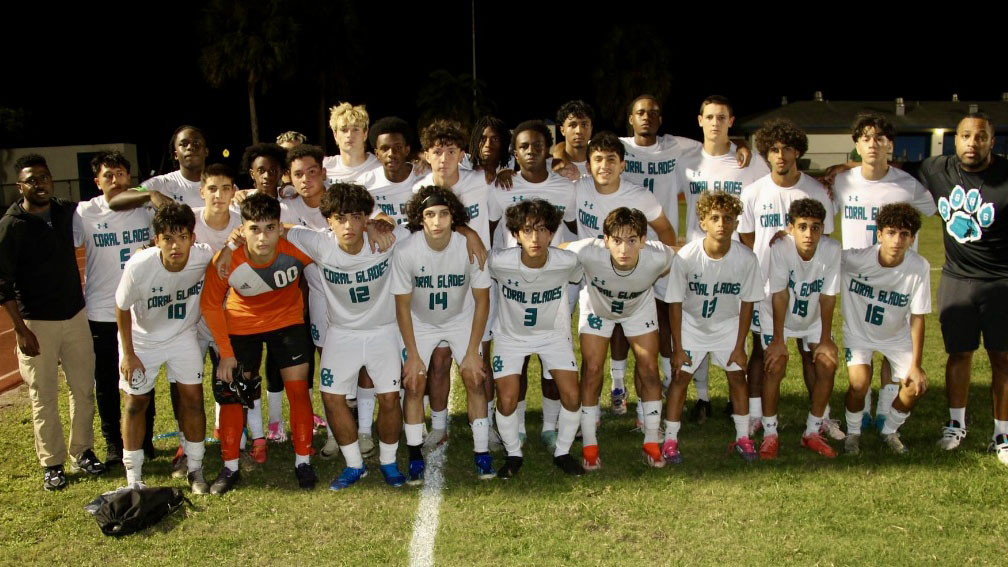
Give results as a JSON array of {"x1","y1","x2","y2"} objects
[
  {"x1": 361, "y1": 117, "x2": 423, "y2": 227},
  {"x1": 463, "y1": 115, "x2": 514, "y2": 180},
  {"x1": 392, "y1": 186, "x2": 493, "y2": 484},
  {"x1": 552, "y1": 100, "x2": 594, "y2": 179},
  {"x1": 563, "y1": 208, "x2": 675, "y2": 470},
  {"x1": 242, "y1": 143, "x2": 288, "y2": 200},
  {"x1": 759, "y1": 199, "x2": 841, "y2": 459},
  {"x1": 663, "y1": 192, "x2": 764, "y2": 463},
  {"x1": 490, "y1": 199, "x2": 585, "y2": 477},
  {"x1": 841, "y1": 204, "x2": 931, "y2": 454},
  {"x1": 324, "y1": 102, "x2": 380, "y2": 183},
  {"x1": 116, "y1": 203, "x2": 214, "y2": 492},
  {"x1": 109, "y1": 126, "x2": 209, "y2": 210},
  {"x1": 739, "y1": 119, "x2": 837, "y2": 438}
]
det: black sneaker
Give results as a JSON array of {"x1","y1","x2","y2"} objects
[
  {"x1": 209, "y1": 467, "x2": 239, "y2": 495},
  {"x1": 497, "y1": 456, "x2": 523, "y2": 479},
  {"x1": 553, "y1": 454, "x2": 585, "y2": 476},
  {"x1": 74, "y1": 449, "x2": 106, "y2": 476},
  {"x1": 294, "y1": 462, "x2": 317, "y2": 490},
  {"x1": 189, "y1": 469, "x2": 212, "y2": 494},
  {"x1": 689, "y1": 400, "x2": 712, "y2": 425},
  {"x1": 43, "y1": 465, "x2": 67, "y2": 491},
  {"x1": 104, "y1": 443, "x2": 123, "y2": 468}
]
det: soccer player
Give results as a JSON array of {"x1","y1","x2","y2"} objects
[
  {"x1": 391, "y1": 185, "x2": 493, "y2": 484},
  {"x1": 563, "y1": 208, "x2": 675, "y2": 470},
  {"x1": 759, "y1": 199, "x2": 841, "y2": 459},
  {"x1": 275, "y1": 131, "x2": 306, "y2": 192},
  {"x1": 360, "y1": 116, "x2": 423, "y2": 227},
  {"x1": 739, "y1": 119, "x2": 837, "y2": 439},
  {"x1": 832, "y1": 114, "x2": 936, "y2": 429},
  {"x1": 109, "y1": 125, "x2": 209, "y2": 210},
  {"x1": 663, "y1": 192, "x2": 764, "y2": 463},
  {"x1": 284, "y1": 183, "x2": 405, "y2": 489},
  {"x1": 324, "y1": 102, "x2": 380, "y2": 183},
  {"x1": 841, "y1": 203, "x2": 931, "y2": 454},
  {"x1": 490, "y1": 199, "x2": 585, "y2": 477},
  {"x1": 200, "y1": 193, "x2": 319, "y2": 491},
  {"x1": 551, "y1": 100, "x2": 594, "y2": 179},
  {"x1": 116, "y1": 202, "x2": 214, "y2": 493},
  {"x1": 464, "y1": 115, "x2": 514, "y2": 180},
  {"x1": 242, "y1": 143, "x2": 288, "y2": 200},
  {"x1": 1, "y1": 154, "x2": 104, "y2": 491},
  {"x1": 73, "y1": 151, "x2": 157, "y2": 467}
]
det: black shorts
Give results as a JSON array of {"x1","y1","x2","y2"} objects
[
  {"x1": 938, "y1": 273, "x2": 1008, "y2": 353},
  {"x1": 230, "y1": 324, "x2": 313, "y2": 374}
]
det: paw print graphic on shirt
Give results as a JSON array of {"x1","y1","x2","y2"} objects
[{"x1": 938, "y1": 185, "x2": 995, "y2": 243}]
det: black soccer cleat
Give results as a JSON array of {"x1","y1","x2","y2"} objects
[
  {"x1": 553, "y1": 454, "x2": 585, "y2": 476},
  {"x1": 497, "y1": 456, "x2": 523, "y2": 479},
  {"x1": 209, "y1": 467, "x2": 239, "y2": 495},
  {"x1": 295, "y1": 463, "x2": 317, "y2": 490}
]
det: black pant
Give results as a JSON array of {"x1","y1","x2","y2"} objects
[{"x1": 90, "y1": 320, "x2": 154, "y2": 449}]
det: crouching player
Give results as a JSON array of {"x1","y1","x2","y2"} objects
[
  {"x1": 392, "y1": 186, "x2": 493, "y2": 484},
  {"x1": 489, "y1": 199, "x2": 585, "y2": 478},
  {"x1": 200, "y1": 193, "x2": 319, "y2": 491},
  {"x1": 842, "y1": 203, "x2": 930, "y2": 454},
  {"x1": 116, "y1": 203, "x2": 215, "y2": 492},
  {"x1": 562, "y1": 207, "x2": 675, "y2": 470},
  {"x1": 284, "y1": 183, "x2": 406, "y2": 489},
  {"x1": 663, "y1": 192, "x2": 764, "y2": 462},
  {"x1": 760, "y1": 199, "x2": 841, "y2": 459}
]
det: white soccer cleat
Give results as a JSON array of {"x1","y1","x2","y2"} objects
[
  {"x1": 881, "y1": 432, "x2": 908, "y2": 455},
  {"x1": 819, "y1": 418, "x2": 847, "y2": 441},
  {"x1": 937, "y1": 420, "x2": 967, "y2": 450},
  {"x1": 319, "y1": 436, "x2": 339, "y2": 459}
]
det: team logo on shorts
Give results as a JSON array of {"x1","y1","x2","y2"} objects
[
  {"x1": 844, "y1": 349, "x2": 852, "y2": 363},
  {"x1": 492, "y1": 355, "x2": 503, "y2": 373},
  {"x1": 587, "y1": 314, "x2": 603, "y2": 330},
  {"x1": 311, "y1": 324, "x2": 320, "y2": 342},
  {"x1": 938, "y1": 185, "x2": 995, "y2": 243},
  {"x1": 320, "y1": 368, "x2": 333, "y2": 388}
]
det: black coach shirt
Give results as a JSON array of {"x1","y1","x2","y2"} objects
[
  {"x1": 0, "y1": 198, "x2": 85, "y2": 320},
  {"x1": 909, "y1": 154, "x2": 1008, "y2": 280}
]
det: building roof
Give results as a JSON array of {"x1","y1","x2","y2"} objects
[{"x1": 737, "y1": 98, "x2": 1008, "y2": 133}]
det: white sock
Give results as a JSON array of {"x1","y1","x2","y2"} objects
[
  {"x1": 882, "y1": 409, "x2": 910, "y2": 435},
  {"x1": 749, "y1": 397, "x2": 763, "y2": 420},
  {"x1": 636, "y1": 399, "x2": 645, "y2": 424},
  {"x1": 247, "y1": 399, "x2": 264, "y2": 439},
  {"x1": 267, "y1": 390, "x2": 284, "y2": 424},
  {"x1": 878, "y1": 384, "x2": 899, "y2": 417},
  {"x1": 610, "y1": 360, "x2": 626, "y2": 391},
  {"x1": 641, "y1": 401, "x2": 662, "y2": 444},
  {"x1": 405, "y1": 423, "x2": 424, "y2": 446},
  {"x1": 950, "y1": 407, "x2": 966, "y2": 425},
  {"x1": 423, "y1": 395, "x2": 430, "y2": 415},
  {"x1": 555, "y1": 407, "x2": 580, "y2": 457},
  {"x1": 431, "y1": 409, "x2": 447, "y2": 431},
  {"x1": 693, "y1": 358, "x2": 710, "y2": 401},
  {"x1": 805, "y1": 412, "x2": 823, "y2": 437},
  {"x1": 863, "y1": 388, "x2": 873, "y2": 415},
  {"x1": 994, "y1": 419, "x2": 1008, "y2": 438},
  {"x1": 471, "y1": 417, "x2": 490, "y2": 453},
  {"x1": 224, "y1": 458, "x2": 239, "y2": 472},
  {"x1": 846, "y1": 409, "x2": 863, "y2": 436},
  {"x1": 340, "y1": 442, "x2": 364, "y2": 468},
  {"x1": 664, "y1": 420, "x2": 681, "y2": 442},
  {"x1": 542, "y1": 397, "x2": 561, "y2": 433},
  {"x1": 239, "y1": 430, "x2": 247, "y2": 451},
  {"x1": 294, "y1": 453, "x2": 309, "y2": 466},
  {"x1": 378, "y1": 441, "x2": 398, "y2": 466},
  {"x1": 516, "y1": 400, "x2": 527, "y2": 435},
  {"x1": 731, "y1": 414, "x2": 748, "y2": 440},
  {"x1": 659, "y1": 356, "x2": 672, "y2": 391},
  {"x1": 486, "y1": 401, "x2": 496, "y2": 427},
  {"x1": 183, "y1": 440, "x2": 204, "y2": 472},
  {"x1": 123, "y1": 449, "x2": 144, "y2": 485},
  {"x1": 357, "y1": 387, "x2": 376, "y2": 434},
  {"x1": 214, "y1": 403, "x2": 221, "y2": 429},
  {"x1": 178, "y1": 428, "x2": 186, "y2": 448},
  {"x1": 762, "y1": 415, "x2": 778, "y2": 437},
  {"x1": 580, "y1": 405, "x2": 599, "y2": 447},
  {"x1": 495, "y1": 410, "x2": 522, "y2": 457}
]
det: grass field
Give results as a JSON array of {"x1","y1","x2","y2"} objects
[{"x1": 2, "y1": 209, "x2": 1007, "y2": 566}]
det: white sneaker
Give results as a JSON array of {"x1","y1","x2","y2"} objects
[
  {"x1": 423, "y1": 428, "x2": 447, "y2": 451},
  {"x1": 937, "y1": 420, "x2": 967, "y2": 450},
  {"x1": 988, "y1": 434, "x2": 1008, "y2": 466},
  {"x1": 358, "y1": 432, "x2": 376, "y2": 458},
  {"x1": 320, "y1": 436, "x2": 339, "y2": 459},
  {"x1": 819, "y1": 418, "x2": 847, "y2": 441}
]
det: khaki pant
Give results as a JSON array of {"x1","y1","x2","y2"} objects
[{"x1": 17, "y1": 308, "x2": 96, "y2": 467}]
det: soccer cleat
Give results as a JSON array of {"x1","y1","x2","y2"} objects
[
  {"x1": 379, "y1": 463, "x2": 406, "y2": 487},
  {"x1": 294, "y1": 463, "x2": 317, "y2": 490},
  {"x1": 988, "y1": 434, "x2": 1008, "y2": 466},
  {"x1": 474, "y1": 453, "x2": 496, "y2": 480},
  {"x1": 882, "y1": 432, "x2": 909, "y2": 455},
  {"x1": 581, "y1": 445, "x2": 601, "y2": 471},
  {"x1": 423, "y1": 428, "x2": 447, "y2": 452},
  {"x1": 759, "y1": 434, "x2": 779, "y2": 460},
  {"x1": 209, "y1": 467, "x2": 239, "y2": 495},
  {"x1": 320, "y1": 437, "x2": 340, "y2": 459},
  {"x1": 801, "y1": 432, "x2": 837, "y2": 458},
  {"x1": 820, "y1": 418, "x2": 847, "y2": 441},
  {"x1": 727, "y1": 437, "x2": 758, "y2": 462},
  {"x1": 540, "y1": 430, "x2": 558, "y2": 455},
  {"x1": 104, "y1": 444, "x2": 123, "y2": 468},
  {"x1": 553, "y1": 454, "x2": 585, "y2": 476},
  {"x1": 329, "y1": 465, "x2": 368, "y2": 491},
  {"x1": 266, "y1": 421, "x2": 288, "y2": 443},
  {"x1": 689, "y1": 399, "x2": 712, "y2": 425},
  {"x1": 937, "y1": 420, "x2": 967, "y2": 450},
  {"x1": 497, "y1": 456, "x2": 523, "y2": 479},
  {"x1": 407, "y1": 459, "x2": 426, "y2": 486},
  {"x1": 610, "y1": 388, "x2": 627, "y2": 415},
  {"x1": 661, "y1": 439, "x2": 683, "y2": 464},
  {"x1": 170, "y1": 446, "x2": 188, "y2": 479},
  {"x1": 845, "y1": 434, "x2": 861, "y2": 455},
  {"x1": 72, "y1": 449, "x2": 106, "y2": 476},
  {"x1": 43, "y1": 465, "x2": 67, "y2": 491},
  {"x1": 748, "y1": 417, "x2": 762, "y2": 438},
  {"x1": 188, "y1": 469, "x2": 211, "y2": 495},
  {"x1": 312, "y1": 413, "x2": 327, "y2": 432},
  {"x1": 358, "y1": 433, "x2": 376, "y2": 458},
  {"x1": 249, "y1": 438, "x2": 267, "y2": 464},
  {"x1": 642, "y1": 442, "x2": 666, "y2": 468}
]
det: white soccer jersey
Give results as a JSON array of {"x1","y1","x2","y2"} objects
[
  {"x1": 833, "y1": 166, "x2": 937, "y2": 249},
  {"x1": 841, "y1": 245, "x2": 931, "y2": 351},
  {"x1": 142, "y1": 170, "x2": 203, "y2": 209},
  {"x1": 488, "y1": 171, "x2": 576, "y2": 248},
  {"x1": 115, "y1": 243, "x2": 214, "y2": 347},
  {"x1": 73, "y1": 197, "x2": 155, "y2": 322},
  {"x1": 280, "y1": 197, "x2": 328, "y2": 338},
  {"x1": 193, "y1": 207, "x2": 242, "y2": 252},
  {"x1": 574, "y1": 178, "x2": 663, "y2": 241},
  {"x1": 360, "y1": 165, "x2": 422, "y2": 226},
  {"x1": 682, "y1": 144, "x2": 771, "y2": 242},
  {"x1": 763, "y1": 236, "x2": 841, "y2": 335},
  {"x1": 414, "y1": 169, "x2": 491, "y2": 248},
  {"x1": 488, "y1": 247, "x2": 582, "y2": 338},
  {"x1": 286, "y1": 226, "x2": 405, "y2": 330},
  {"x1": 667, "y1": 239, "x2": 764, "y2": 352},
  {"x1": 390, "y1": 231, "x2": 492, "y2": 328},
  {"x1": 567, "y1": 238, "x2": 672, "y2": 319},
  {"x1": 621, "y1": 134, "x2": 701, "y2": 236},
  {"x1": 323, "y1": 153, "x2": 380, "y2": 184}
]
